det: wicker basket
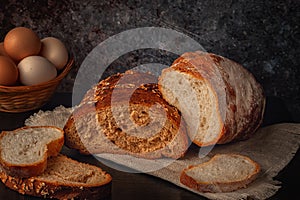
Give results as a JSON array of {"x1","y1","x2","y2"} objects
[{"x1": 0, "y1": 56, "x2": 74, "y2": 113}]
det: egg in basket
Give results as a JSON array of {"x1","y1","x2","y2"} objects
[{"x1": 0, "y1": 27, "x2": 74, "y2": 113}]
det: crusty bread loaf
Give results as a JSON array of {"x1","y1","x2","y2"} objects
[
  {"x1": 180, "y1": 154, "x2": 260, "y2": 193},
  {"x1": 64, "y1": 71, "x2": 189, "y2": 159},
  {"x1": 0, "y1": 126, "x2": 64, "y2": 178},
  {"x1": 0, "y1": 154, "x2": 112, "y2": 200},
  {"x1": 158, "y1": 51, "x2": 265, "y2": 146}
]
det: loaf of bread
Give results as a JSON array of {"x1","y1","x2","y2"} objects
[
  {"x1": 0, "y1": 126, "x2": 64, "y2": 178},
  {"x1": 0, "y1": 154, "x2": 112, "y2": 200},
  {"x1": 158, "y1": 51, "x2": 265, "y2": 146},
  {"x1": 64, "y1": 71, "x2": 189, "y2": 159},
  {"x1": 180, "y1": 154, "x2": 260, "y2": 193}
]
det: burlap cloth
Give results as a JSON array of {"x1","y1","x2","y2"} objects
[{"x1": 25, "y1": 106, "x2": 300, "y2": 200}]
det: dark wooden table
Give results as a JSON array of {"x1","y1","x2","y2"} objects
[{"x1": 0, "y1": 93, "x2": 299, "y2": 200}]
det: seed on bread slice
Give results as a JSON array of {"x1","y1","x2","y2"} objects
[
  {"x1": 0, "y1": 154, "x2": 112, "y2": 200},
  {"x1": 0, "y1": 126, "x2": 64, "y2": 178},
  {"x1": 180, "y1": 154, "x2": 260, "y2": 193}
]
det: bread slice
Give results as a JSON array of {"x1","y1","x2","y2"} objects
[
  {"x1": 158, "y1": 51, "x2": 265, "y2": 146},
  {"x1": 180, "y1": 154, "x2": 260, "y2": 193},
  {"x1": 0, "y1": 126, "x2": 64, "y2": 178},
  {"x1": 0, "y1": 154, "x2": 112, "y2": 199},
  {"x1": 64, "y1": 71, "x2": 189, "y2": 159}
]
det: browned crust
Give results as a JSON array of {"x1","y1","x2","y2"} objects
[
  {"x1": 208, "y1": 53, "x2": 265, "y2": 143},
  {"x1": 159, "y1": 51, "x2": 265, "y2": 146},
  {"x1": 65, "y1": 110, "x2": 189, "y2": 159},
  {"x1": 180, "y1": 154, "x2": 261, "y2": 193},
  {"x1": 0, "y1": 126, "x2": 64, "y2": 178},
  {"x1": 64, "y1": 115, "x2": 90, "y2": 155},
  {"x1": 191, "y1": 127, "x2": 226, "y2": 147},
  {"x1": 0, "y1": 155, "x2": 112, "y2": 200},
  {"x1": 64, "y1": 71, "x2": 189, "y2": 159}
]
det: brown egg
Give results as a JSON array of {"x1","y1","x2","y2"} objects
[
  {"x1": 4, "y1": 27, "x2": 41, "y2": 62},
  {"x1": 0, "y1": 42, "x2": 9, "y2": 56},
  {"x1": 0, "y1": 42, "x2": 18, "y2": 65},
  {"x1": 0, "y1": 56, "x2": 19, "y2": 86}
]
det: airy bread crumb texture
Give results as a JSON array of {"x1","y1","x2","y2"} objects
[
  {"x1": 0, "y1": 127, "x2": 62, "y2": 165},
  {"x1": 39, "y1": 154, "x2": 109, "y2": 185},
  {"x1": 180, "y1": 154, "x2": 260, "y2": 193},
  {"x1": 185, "y1": 154, "x2": 256, "y2": 182},
  {"x1": 159, "y1": 69, "x2": 221, "y2": 144}
]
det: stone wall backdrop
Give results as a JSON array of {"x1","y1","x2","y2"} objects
[{"x1": 0, "y1": 0, "x2": 299, "y2": 121}]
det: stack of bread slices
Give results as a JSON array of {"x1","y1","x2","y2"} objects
[{"x1": 0, "y1": 126, "x2": 112, "y2": 199}]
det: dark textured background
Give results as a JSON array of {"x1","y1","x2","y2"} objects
[{"x1": 0, "y1": 0, "x2": 299, "y2": 121}]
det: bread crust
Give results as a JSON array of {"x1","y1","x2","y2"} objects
[
  {"x1": 159, "y1": 51, "x2": 265, "y2": 146},
  {"x1": 180, "y1": 154, "x2": 261, "y2": 193},
  {"x1": 0, "y1": 155, "x2": 112, "y2": 200},
  {"x1": 0, "y1": 126, "x2": 64, "y2": 178},
  {"x1": 64, "y1": 71, "x2": 189, "y2": 159}
]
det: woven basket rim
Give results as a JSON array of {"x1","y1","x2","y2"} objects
[{"x1": 0, "y1": 55, "x2": 74, "y2": 92}]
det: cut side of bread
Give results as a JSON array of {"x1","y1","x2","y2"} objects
[
  {"x1": 0, "y1": 126, "x2": 64, "y2": 178},
  {"x1": 180, "y1": 154, "x2": 260, "y2": 193},
  {"x1": 158, "y1": 51, "x2": 265, "y2": 146},
  {"x1": 64, "y1": 71, "x2": 189, "y2": 159},
  {"x1": 0, "y1": 154, "x2": 112, "y2": 200}
]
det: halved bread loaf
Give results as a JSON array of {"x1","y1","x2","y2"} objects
[
  {"x1": 158, "y1": 51, "x2": 265, "y2": 146},
  {"x1": 64, "y1": 71, "x2": 189, "y2": 159},
  {"x1": 180, "y1": 154, "x2": 260, "y2": 193},
  {"x1": 0, "y1": 126, "x2": 64, "y2": 178},
  {"x1": 0, "y1": 154, "x2": 112, "y2": 200}
]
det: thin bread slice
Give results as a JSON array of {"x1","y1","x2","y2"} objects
[
  {"x1": 0, "y1": 154, "x2": 112, "y2": 200},
  {"x1": 0, "y1": 126, "x2": 64, "y2": 178},
  {"x1": 180, "y1": 154, "x2": 260, "y2": 193}
]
